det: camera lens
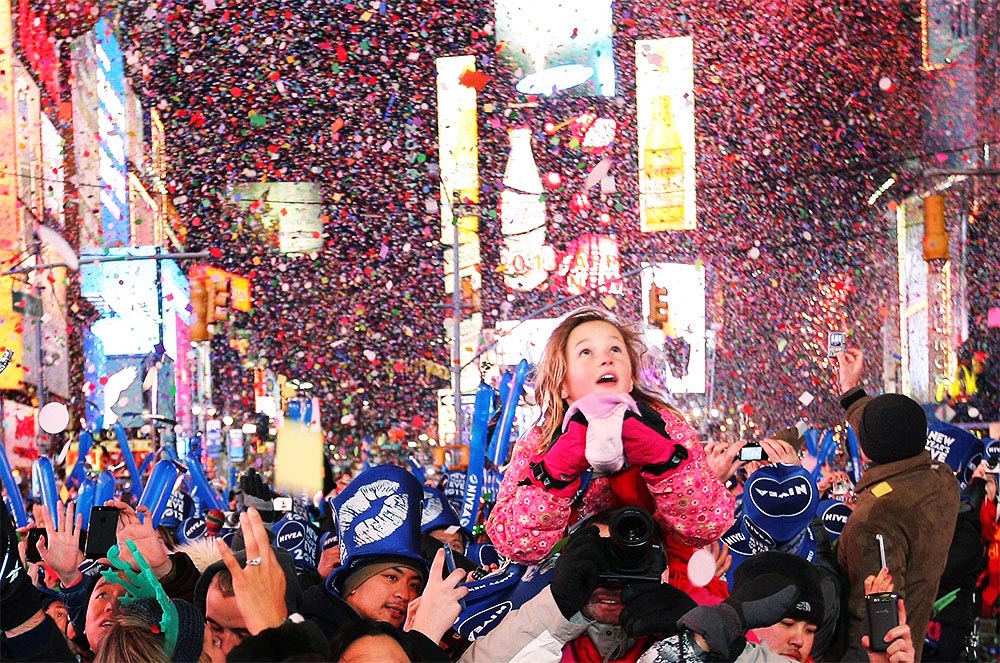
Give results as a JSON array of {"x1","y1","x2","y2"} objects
[{"x1": 608, "y1": 507, "x2": 654, "y2": 573}]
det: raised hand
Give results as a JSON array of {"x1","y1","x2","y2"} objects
[
  {"x1": 705, "y1": 440, "x2": 746, "y2": 483},
  {"x1": 405, "y1": 548, "x2": 469, "y2": 643},
  {"x1": 837, "y1": 348, "x2": 864, "y2": 394},
  {"x1": 35, "y1": 501, "x2": 84, "y2": 586},
  {"x1": 862, "y1": 599, "x2": 913, "y2": 663},
  {"x1": 215, "y1": 508, "x2": 287, "y2": 635},
  {"x1": 106, "y1": 500, "x2": 171, "y2": 579}
]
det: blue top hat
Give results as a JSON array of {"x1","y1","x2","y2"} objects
[
  {"x1": 420, "y1": 486, "x2": 472, "y2": 545},
  {"x1": 160, "y1": 491, "x2": 194, "y2": 529},
  {"x1": 327, "y1": 465, "x2": 427, "y2": 595},
  {"x1": 926, "y1": 420, "x2": 985, "y2": 491},
  {"x1": 175, "y1": 517, "x2": 207, "y2": 545},
  {"x1": 273, "y1": 514, "x2": 320, "y2": 571}
]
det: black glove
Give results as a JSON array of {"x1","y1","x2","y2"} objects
[
  {"x1": 1, "y1": 499, "x2": 42, "y2": 632},
  {"x1": 678, "y1": 573, "x2": 799, "y2": 659},
  {"x1": 550, "y1": 526, "x2": 612, "y2": 619},
  {"x1": 238, "y1": 468, "x2": 276, "y2": 522},
  {"x1": 620, "y1": 582, "x2": 698, "y2": 637}
]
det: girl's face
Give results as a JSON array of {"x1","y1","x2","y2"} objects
[{"x1": 561, "y1": 320, "x2": 634, "y2": 405}]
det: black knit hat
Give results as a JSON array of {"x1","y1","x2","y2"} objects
[
  {"x1": 858, "y1": 394, "x2": 927, "y2": 464},
  {"x1": 126, "y1": 598, "x2": 205, "y2": 663},
  {"x1": 734, "y1": 551, "x2": 824, "y2": 626}
]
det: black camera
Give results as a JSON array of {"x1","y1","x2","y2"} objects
[{"x1": 598, "y1": 507, "x2": 667, "y2": 589}]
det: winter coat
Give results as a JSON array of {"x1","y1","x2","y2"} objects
[
  {"x1": 836, "y1": 391, "x2": 960, "y2": 661},
  {"x1": 486, "y1": 414, "x2": 735, "y2": 565}
]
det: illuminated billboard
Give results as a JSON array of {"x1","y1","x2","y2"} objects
[
  {"x1": 94, "y1": 17, "x2": 129, "y2": 246},
  {"x1": 642, "y1": 262, "x2": 706, "y2": 394},
  {"x1": 230, "y1": 182, "x2": 324, "y2": 255},
  {"x1": 636, "y1": 38, "x2": 697, "y2": 231},
  {"x1": 80, "y1": 247, "x2": 160, "y2": 356},
  {"x1": 494, "y1": 0, "x2": 615, "y2": 96}
]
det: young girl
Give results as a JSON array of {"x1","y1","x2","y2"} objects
[{"x1": 486, "y1": 306, "x2": 735, "y2": 570}]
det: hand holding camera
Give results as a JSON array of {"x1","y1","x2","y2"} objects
[{"x1": 550, "y1": 525, "x2": 612, "y2": 618}]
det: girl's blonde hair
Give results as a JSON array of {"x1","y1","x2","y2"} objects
[
  {"x1": 93, "y1": 610, "x2": 170, "y2": 663},
  {"x1": 532, "y1": 306, "x2": 680, "y2": 452}
]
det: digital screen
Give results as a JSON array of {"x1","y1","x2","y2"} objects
[
  {"x1": 494, "y1": 0, "x2": 615, "y2": 96},
  {"x1": 80, "y1": 247, "x2": 160, "y2": 356}
]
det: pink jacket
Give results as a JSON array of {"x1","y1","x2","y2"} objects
[{"x1": 486, "y1": 412, "x2": 736, "y2": 564}]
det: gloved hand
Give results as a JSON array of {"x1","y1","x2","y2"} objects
[
  {"x1": 621, "y1": 402, "x2": 690, "y2": 476},
  {"x1": 238, "y1": 469, "x2": 276, "y2": 522},
  {"x1": 1, "y1": 500, "x2": 42, "y2": 632},
  {"x1": 550, "y1": 526, "x2": 612, "y2": 618},
  {"x1": 620, "y1": 582, "x2": 697, "y2": 637},
  {"x1": 565, "y1": 393, "x2": 638, "y2": 474},
  {"x1": 531, "y1": 414, "x2": 590, "y2": 497},
  {"x1": 677, "y1": 573, "x2": 799, "y2": 658}
]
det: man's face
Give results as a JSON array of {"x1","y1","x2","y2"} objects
[
  {"x1": 429, "y1": 528, "x2": 465, "y2": 553},
  {"x1": 341, "y1": 635, "x2": 411, "y2": 663},
  {"x1": 205, "y1": 583, "x2": 251, "y2": 656},
  {"x1": 344, "y1": 565, "x2": 423, "y2": 628},
  {"x1": 85, "y1": 577, "x2": 126, "y2": 650},
  {"x1": 753, "y1": 619, "x2": 817, "y2": 662},
  {"x1": 45, "y1": 600, "x2": 69, "y2": 634},
  {"x1": 581, "y1": 586, "x2": 625, "y2": 624}
]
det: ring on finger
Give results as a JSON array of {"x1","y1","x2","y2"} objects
[{"x1": 246, "y1": 557, "x2": 262, "y2": 566}]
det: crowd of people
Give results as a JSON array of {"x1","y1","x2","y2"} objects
[{"x1": 2, "y1": 306, "x2": 998, "y2": 662}]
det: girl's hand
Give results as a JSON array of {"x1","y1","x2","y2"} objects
[
  {"x1": 705, "y1": 440, "x2": 745, "y2": 483},
  {"x1": 709, "y1": 541, "x2": 731, "y2": 578},
  {"x1": 405, "y1": 548, "x2": 468, "y2": 643},
  {"x1": 759, "y1": 438, "x2": 800, "y2": 466},
  {"x1": 35, "y1": 502, "x2": 84, "y2": 587}
]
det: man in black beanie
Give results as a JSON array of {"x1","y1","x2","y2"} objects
[{"x1": 835, "y1": 348, "x2": 959, "y2": 661}]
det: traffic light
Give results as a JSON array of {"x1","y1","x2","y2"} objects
[
  {"x1": 206, "y1": 274, "x2": 231, "y2": 324},
  {"x1": 648, "y1": 284, "x2": 670, "y2": 328},
  {"x1": 190, "y1": 275, "x2": 210, "y2": 342}
]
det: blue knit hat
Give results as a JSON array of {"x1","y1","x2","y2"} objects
[
  {"x1": 174, "y1": 517, "x2": 207, "y2": 545},
  {"x1": 327, "y1": 465, "x2": 428, "y2": 595},
  {"x1": 742, "y1": 464, "x2": 819, "y2": 543},
  {"x1": 926, "y1": 420, "x2": 985, "y2": 491},
  {"x1": 420, "y1": 486, "x2": 472, "y2": 545}
]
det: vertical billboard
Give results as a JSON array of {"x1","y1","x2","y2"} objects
[
  {"x1": 636, "y1": 38, "x2": 697, "y2": 232},
  {"x1": 0, "y1": 0, "x2": 17, "y2": 250},
  {"x1": 94, "y1": 17, "x2": 129, "y2": 247},
  {"x1": 896, "y1": 202, "x2": 930, "y2": 401},
  {"x1": 642, "y1": 262, "x2": 706, "y2": 394},
  {"x1": 71, "y1": 31, "x2": 102, "y2": 249},
  {"x1": 80, "y1": 247, "x2": 160, "y2": 356},
  {"x1": 162, "y1": 259, "x2": 194, "y2": 436},
  {"x1": 494, "y1": 0, "x2": 615, "y2": 96}
]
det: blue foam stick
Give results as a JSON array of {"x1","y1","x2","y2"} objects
[
  {"x1": 67, "y1": 431, "x2": 95, "y2": 489},
  {"x1": 114, "y1": 423, "x2": 144, "y2": 497},
  {"x1": 185, "y1": 452, "x2": 226, "y2": 512},
  {"x1": 77, "y1": 478, "x2": 96, "y2": 529},
  {"x1": 33, "y1": 457, "x2": 60, "y2": 528},
  {"x1": 94, "y1": 470, "x2": 116, "y2": 507},
  {"x1": 485, "y1": 371, "x2": 513, "y2": 462},
  {"x1": 459, "y1": 382, "x2": 495, "y2": 529},
  {"x1": 491, "y1": 359, "x2": 531, "y2": 467},
  {"x1": 137, "y1": 460, "x2": 185, "y2": 528},
  {"x1": 0, "y1": 441, "x2": 28, "y2": 526}
]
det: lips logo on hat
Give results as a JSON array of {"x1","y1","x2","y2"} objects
[
  {"x1": 748, "y1": 475, "x2": 815, "y2": 518},
  {"x1": 339, "y1": 479, "x2": 409, "y2": 546},
  {"x1": 421, "y1": 491, "x2": 444, "y2": 527}
]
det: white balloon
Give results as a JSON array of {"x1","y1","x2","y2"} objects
[
  {"x1": 686, "y1": 547, "x2": 717, "y2": 588},
  {"x1": 39, "y1": 402, "x2": 70, "y2": 434}
]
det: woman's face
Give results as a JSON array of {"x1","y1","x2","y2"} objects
[
  {"x1": 340, "y1": 635, "x2": 410, "y2": 663},
  {"x1": 85, "y1": 577, "x2": 127, "y2": 650},
  {"x1": 561, "y1": 320, "x2": 634, "y2": 405}
]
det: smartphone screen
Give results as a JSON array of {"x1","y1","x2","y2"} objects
[
  {"x1": 827, "y1": 331, "x2": 847, "y2": 358},
  {"x1": 739, "y1": 445, "x2": 765, "y2": 462},
  {"x1": 25, "y1": 527, "x2": 44, "y2": 563},
  {"x1": 85, "y1": 506, "x2": 120, "y2": 559}
]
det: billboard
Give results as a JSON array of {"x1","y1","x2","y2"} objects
[
  {"x1": 642, "y1": 262, "x2": 707, "y2": 394},
  {"x1": 494, "y1": 0, "x2": 615, "y2": 96},
  {"x1": 94, "y1": 17, "x2": 129, "y2": 247},
  {"x1": 230, "y1": 182, "x2": 324, "y2": 255},
  {"x1": 636, "y1": 38, "x2": 697, "y2": 231},
  {"x1": 80, "y1": 247, "x2": 160, "y2": 356}
]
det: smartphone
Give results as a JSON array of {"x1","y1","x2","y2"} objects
[
  {"x1": 827, "y1": 331, "x2": 847, "y2": 358},
  {"x1": 84, "y1": 506, "x2": 119, "y2": 559},
  {"x1": 866, "y1": 534, "x2": 898, "y2": 652},
  {"x1": 441, "y1": 545, "x2": 467, "y2": 610},
  {"x1": 25, "y1": 527, "x2": 44, "y2": 563},
  {"x1": 740, "y1": 444, "x2": 767, "y2": 462}
]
